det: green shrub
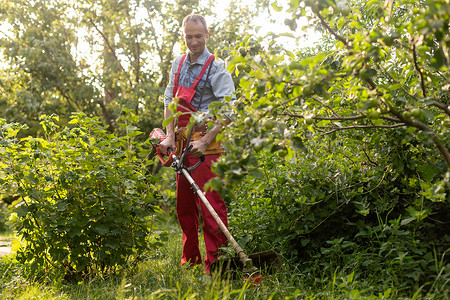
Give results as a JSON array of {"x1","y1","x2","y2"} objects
[
  {"x1": 215, "y1": 128, "x2": 449, "y2": 295},
  {"x1": 0, "y1": 112, "x2": 161, "y2": 279},
  {"x1": 0, "y1": 202, "x2": 10, "y2": 233}
]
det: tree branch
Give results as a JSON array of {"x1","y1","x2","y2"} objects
[
  {"x1": 126, "y1": 6, "x2": 141, "y2": 87},
  {"x1": 379, "y1": 63, "x2": 449, "y2": 117},
  {"x1": 362, "y1": 146, "x2": 379, "y2": 166},
  {"x1": 389, "y1": 105, "x2": 450, "y2": 168},
  {"x1": 407, "y1": 118, "x2": 450, "y2": 167},
  {"x1": 55, "y1": 86, "x2": 80, "y2": 112},
  {"x1": 364, "y1": 76, "x2": 377, "y2": 90},
  {"x1": 314, "y1": 9, "x2": 350, "y2": 48},
  {"x1": 311, "y1": 96, "x2": 339, "y2": 116},
  {"x1": 318, "y1": 124, "x2": 405, "y2": 134},
  {"x1": 411, "y1": 40, "x2": 427, "y2": 98},
  {"x1": 97, "y1": 100, "x2": 115, "y2": 132},
  {"x1": 282, "y1": 112, "x2": 366, "y2": 121},
  {"x1": 430, "y1": 101, "x2": 450, "y2": 117},
  {"x1": 381, "y1": 116, "x2": 402, "y2": 122},
  {"x1": 88, "y1": 17, "x2": 124, "y2": 73}
]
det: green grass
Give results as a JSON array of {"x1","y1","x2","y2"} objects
[
  {"x1": 0, "y1": 219, "x2": 448, "y2": 299},
  {"x1": 0, "y1": 224, "x2": 292, "y2": 299}
]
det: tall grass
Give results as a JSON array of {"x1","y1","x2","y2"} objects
[{"x1": 0, "y1": 217, "x2": 447, "y2": 299}]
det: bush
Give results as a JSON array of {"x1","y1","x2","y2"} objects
[
  {"x1": 216, "y1": 127, "x2": 449, "y2": 295},
  {"x1": 0, "y1": 202, "x2": 10, "y2": 233},
  {"x1": 0, "y1": 112, "x2": 162, "y2": 279}
]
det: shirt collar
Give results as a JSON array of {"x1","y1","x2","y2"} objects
[{"x1": 186, "y1": 47, "x2": 211, "y2": 65}]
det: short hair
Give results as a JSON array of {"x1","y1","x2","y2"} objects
[{"x1": 182, "y1": 14, "x2": 207, "y2": 32}]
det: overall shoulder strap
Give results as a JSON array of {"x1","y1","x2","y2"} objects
[{"x1": 190, "y1": 55, "x2": 215, "y2": 90}]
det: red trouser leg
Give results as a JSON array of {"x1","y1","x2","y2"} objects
[
  {"x1": 176, "y1": 170, "x2": 201, "y2": 267},
  {"x1": 176, "y1": 153, "x2": 228, "y2": 274}
]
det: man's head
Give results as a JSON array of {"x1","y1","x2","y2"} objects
[{"x1": 182, "y1": 14, "x2": 209, "y2": 60}]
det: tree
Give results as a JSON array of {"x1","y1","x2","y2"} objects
[
  {"x1": 0, "y1": 0, "x2": 272, "y2": 137},
  {"x1": 209, "y1": 0, "x2": 449, "y2": 294},
  {"x1": 217, "y1": 0, "x2": 449, "y2": 196},
  {"x1": 0, "y1": 0, "x2": 98, "y2": 136}
]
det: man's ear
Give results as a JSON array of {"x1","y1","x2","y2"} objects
[{"x1": 206, "y1": 29, "x2": 210, "y2": 38}]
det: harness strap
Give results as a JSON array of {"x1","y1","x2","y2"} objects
[
  {"x1": 191, "y1": 55, "x2": 215, "y2": 90},
  {"x1": 172, "y1": 54, "x2": 215, "y2": 99}
]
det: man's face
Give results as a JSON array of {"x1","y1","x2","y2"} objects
[{"x1": 183, "y1": 21, "x2": 208, "y2": 57}]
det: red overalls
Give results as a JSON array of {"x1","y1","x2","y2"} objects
[{"x1": 173, "y1": 54, "x2": 228, "y2": 274}]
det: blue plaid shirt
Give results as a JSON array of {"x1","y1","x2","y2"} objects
[{"x1": 164, "y1": 48, "x2": 235, "y2": 114}]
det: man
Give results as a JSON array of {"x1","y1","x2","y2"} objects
[{"x1": 160, "y1": 14, "x2": 235, "y2": 274}]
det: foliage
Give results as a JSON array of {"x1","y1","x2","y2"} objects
[
  {"x1": 0, "y1": 0, "x2": 448, "y2": 297},
  {"x1": 0, "y1": 112, "x2": 162, "y2": 279},
  {"x1": 0, "y1": 202, "x2": 10, "y2": 233},
  {"x1": 0, "y1": 0, "x2": 271, "y2": 137},
  {"x1": 206, "y1": 0, "x2": 450, "y2": 296},
  {"x1": 223, "y1": 132, "x2": 450, "y2": 293},
  {"x1": 0, "y1": 0, "x2": 99, "y2": 136}
]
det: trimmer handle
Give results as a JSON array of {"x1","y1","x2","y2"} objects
[
  {"x1": 149, "y1": 127, "x2": 205, "y2": 170},
  {"x1": 155, "y1": 146, "x2": 176, "y2": 167},
  {"x1": 150, "y1": 128, "x2": 176, "y2": 167}
]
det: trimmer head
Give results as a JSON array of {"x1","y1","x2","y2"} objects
[{"x1": 210, "y1": 250, "x2": 282, "y2": 278}]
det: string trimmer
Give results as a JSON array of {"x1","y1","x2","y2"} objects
[{"x1": 150, "y1": 128, "x2": 281, "y2": 278}]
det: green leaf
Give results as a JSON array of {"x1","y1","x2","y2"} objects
[
  {"x1": 430, "y1": 49, "x2": 444, "y2": 69},
  {"x1": 416, "y1": 164, "x2": 440, "y2": 181},
  {"x1": 56, "y1": 202, "x2": 67, "y2": 212},
  {"x1": 249, "y1": 168, "x2": 264, "y2": 179},
  {"x1": 272, "y1": 2, "x2": 283, "y2": 12},
  {"x1": 127, "y1": 130, "x2": 143, "y2": 138},
  {"x1": 105, "y1": 240, "x2": 120, "y2": 249},
  {"x1": 27, "y1": 173, "x2": 38, "y2": 184},
  {"x1": 162, "y1": 116, "x2": 175, "y2": 128},
  {"x1": 292, "y1": 136, "x2": 307, "y2": 152},
  {"x1": 14, "y1": 203, "x2": 29, "y2": 217},
  {"x1": 94, "y1": 224, "x2": 109, "y2": 235}
]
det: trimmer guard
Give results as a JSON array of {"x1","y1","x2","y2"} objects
[{"x1": 210, "y1": 249, "x2": 282, "y2": 277}]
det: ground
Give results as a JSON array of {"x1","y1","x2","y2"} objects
[{"x1": 0, "y1": 239, "x2": 11, "y2": 257}]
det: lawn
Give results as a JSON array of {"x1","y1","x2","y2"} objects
[{"x1": 0, "y1": 214, "x2": 446, "y2": 299}]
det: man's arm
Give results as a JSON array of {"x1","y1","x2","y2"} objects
[
  {"x1": 160, "y1": 58, "x2": 179, "y2": 155},
  {"x1": 160, "y1": 106, "x2": 176, "y2": 155},
  {"x1": 189, "y1": 116, "x2": 230, "y2": 157}
]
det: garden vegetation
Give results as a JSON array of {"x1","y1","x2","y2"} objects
[{"x1": 0, "y1": 0, "x2": 449, "y2": 299}]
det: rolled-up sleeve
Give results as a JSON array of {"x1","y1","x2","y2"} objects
[{"x1": 210, "y1": 60, "x2": 236, "y2": 102}]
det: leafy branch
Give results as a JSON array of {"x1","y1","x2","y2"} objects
[
  {"x1": 313, "y1": 9, "x2": 350, "y2": 48},
  {"x1": 388, "y1": 105, "x2": 450, "y2": 167},
  {"x1": 282, "y1": 112, "x2": 365, "y2": 121},
  {"x1": 317, "y1": 123, "x2": 405, "y2": 134},
  {"x1": 305, "y1": 5, "x2": 450, "y2": 168}
]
